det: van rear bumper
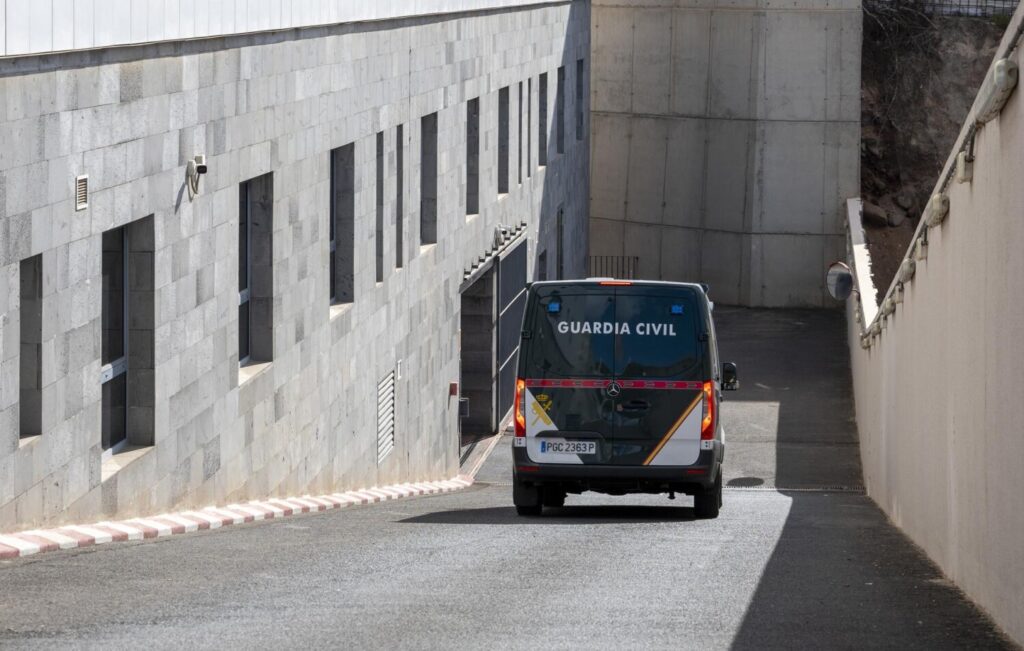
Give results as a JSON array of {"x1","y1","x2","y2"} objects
[{"x1": 513, "y1": 448, "x2": 722, "y2": 495}]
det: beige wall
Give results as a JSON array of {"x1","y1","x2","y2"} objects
[
  {"x1": 846, "y1": 6, "x2": 1024, "y2": 643},
  {"x1": 589, "y1": 0, "x2": 861, "y2": 306}
]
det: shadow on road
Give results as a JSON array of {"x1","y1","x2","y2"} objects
[
  {"x1": 401, "y1": 504, "x2": 694, "y2": 525},
  {"x1": 715, "y1": 307, "x2": 1012, "y2": 649}
]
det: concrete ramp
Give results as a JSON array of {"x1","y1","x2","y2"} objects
[{"x1": 715, "y1": 307, "x2": 863, "y2": 491}]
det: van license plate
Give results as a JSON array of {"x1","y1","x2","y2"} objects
[{"x1": 541, "y1": 441, "x2": 597, "y2": 455}]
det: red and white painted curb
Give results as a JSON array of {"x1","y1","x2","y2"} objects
[{"x1": 0, "y1": 475, "x2": 475, "y2": 560}]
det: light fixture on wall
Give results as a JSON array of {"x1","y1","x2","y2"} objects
[
  {"x1": 924, "y1": 194, "x2": 949, "y2": 227},
  {"x1": 897, "y1": 258, "x2": 916, "y2": 283},
  {"x1": 186, "y1": 154, "x2": 209, "y2": 201},
  {"x1": 976, "y1": 58, "x2": 1019, "y2": 124},
  {"x1": 882, "y1": 297, "x2": 895, "y2": 316},
  {"x1": 956, "y1": 151, "x2": 974, "y2": 183}
]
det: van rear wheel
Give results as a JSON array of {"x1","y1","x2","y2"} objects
[
  {"x1": 694, "y1": 472, "x2": 722, "y2": 519},
  {"x1": 513, "y1": 479, "x2": 542, "y2": 516},
  {"x1": 542, "y1": 489, "x2": 566, "y2": 508}
]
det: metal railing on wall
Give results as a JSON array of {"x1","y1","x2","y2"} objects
[
  {"x1": 588, "y1": 256, "x2": 640, "y2": 279},
  {"x1": 872, "y1": 0, "x2": 1018, "y2": 16},
  {"x1": 918, "y1": 0, "x2": 1018, "y2": 16}
]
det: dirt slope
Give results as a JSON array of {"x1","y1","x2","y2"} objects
[{"x1": 861, "y1": 6, "x2": 1005, "y2": 301}]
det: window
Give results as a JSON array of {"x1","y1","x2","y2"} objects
[
  {"x1": 101, "y1": 217, "x2": 155, "y2": 452},
  {"x1": 538, "y1": 73, "x2": 548, "y2": 167},
  {"x1": 101, "y1": 228, "x2": 128, "y2": 451},
  {"x1": 421, "y1": 113, "x2": 438, "y2": 245},
  {"x1": 330, "y1": 144, "x2": 355, "y2": 304},
  {"x1": 537, "y1": 250, "x2": 548, "y2": 282},
  {"x1": 525, "y1": 289, "x2": 702, "y2": 380},
  {"x1": 19, "y1": 255, "x2": 43, "y2": 439},
  {"x1": 396, "y1": 125, "x2": 404, "y2": 269},
  {"x1": 376, "y1": 131, "x2": 385, "y2": 283},
  {"x1": 527, "y1": 78, "x2": 533, "y2": 178},
  {"x1": 499, "y1": 86, "x2": 510, "y2": 195},
  {"x1": 526, "y1": 291, "x2": 615, "y2": 378},
  {"x1": 517, "y1": 82, "x2": 523, "y2": 186},
  {"x1": 466, "y1": 98, "x2": 480, "y2": 215},
  {"x1": 557, "y1": 208, "x2": 565, "y2": 280},
  {"x1": 614, "y1": 294, "x2": 702, "y2": 379},
  {"x1": 556, "y1": 66, "x2": 565, "y2": 155},
  {"x1": 239, "y1": 174, "x2": 274, "y2": 366},
  {"x1": 576, "y1": 58, "x2": 585, "y2": 141}
]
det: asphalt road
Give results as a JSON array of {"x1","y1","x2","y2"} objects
[{"x1": 0, "y1": 309, "x2": 1013, "y2": 650}]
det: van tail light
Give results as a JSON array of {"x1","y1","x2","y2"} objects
[
  {"x1": 701, "y1": 381, "x2": 715, "y2": 440},
  {"x1": 514, "y1": 378, "x2": 526, "y2": 438}
]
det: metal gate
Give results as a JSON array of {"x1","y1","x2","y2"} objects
[{"x1": 496, "y1": 241, "x2": 528, "y2": 421}]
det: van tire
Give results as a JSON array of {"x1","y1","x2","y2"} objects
[
  {"x1": 513, "y1": 479, "x2": 542, "y2": 516},
  {"x1": 543, "y1": 489, "x2": 566, "y2": 508},
  {"x1": 694, "y1": 472, "x2": 722, "y2": 519}
]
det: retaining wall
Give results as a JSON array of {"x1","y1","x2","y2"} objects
[{"x1": 845, "y1": 5, "x2": 1024, "y2": 642}]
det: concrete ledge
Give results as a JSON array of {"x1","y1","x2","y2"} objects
[
  {"x1": 0, "y1": 475, "x2": 476, "y2": 560},
  {"x1": 0, "y1": 0, "x2": 571, "y2": 58}
]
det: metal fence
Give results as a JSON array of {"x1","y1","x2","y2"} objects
[
  {"x1": 918, "y1": 0, "x2": 1017, "y2": 16},
  {"x1": 588, "y1": 256, "x2": 641, "y2": 280}
]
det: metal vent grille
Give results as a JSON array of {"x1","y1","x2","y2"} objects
[
  {"x1": 75, "y1": 175, "x2": 89, "y2": 211},
  {"x1": 376, "y1": 371, "x2": 396, "y2": 464}
]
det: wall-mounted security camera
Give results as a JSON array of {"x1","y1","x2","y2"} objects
[{"x1": 186, "y1": 154, "x2": 208, "y2": 200}]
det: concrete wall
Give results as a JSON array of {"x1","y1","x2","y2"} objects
[
  {"x1": 589, "y1": 0, "x2": 860, "y2": 306},
  {"x1": 846, "y1": 6, "x2": 1024, "y2": 643},
  {"x1": 0, "y1": 1, "x2": 591, "y2": 529}
]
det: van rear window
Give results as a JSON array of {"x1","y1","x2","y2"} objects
[
  {"x1": 527, "y1": 293, "x2": 615, "y2": 377},
  {"x1": 526, "y1": 289, "x2": 702, "y2": 379}
]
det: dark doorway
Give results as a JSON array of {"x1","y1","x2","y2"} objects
[{"x1": 460, "y1": 267, "x2": 496, "y2": 438}]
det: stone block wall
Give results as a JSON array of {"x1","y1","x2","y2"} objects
[{"x1": 0, "y1": 1, "x2": 590, "y2": 529}]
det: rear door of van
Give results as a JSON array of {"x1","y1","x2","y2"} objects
[
  {"x1": 608, "y1": 287, "x2": 706, "y2": 467},
  {"x1": 521, "y1": 285, "x2": 616, "y2": 465}
]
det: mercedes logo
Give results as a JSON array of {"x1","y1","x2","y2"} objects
[{"x1": 606, "y1": 382, "x2": 622, "y2": 398}]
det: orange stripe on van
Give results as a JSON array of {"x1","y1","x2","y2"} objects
[{"x1": 643, "y1": 393, "x2": 703, "y2": 466}]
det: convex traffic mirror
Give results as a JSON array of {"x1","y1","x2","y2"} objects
[{"x1": 826, "y1": 261, "x2": 855, "y2": 301}]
